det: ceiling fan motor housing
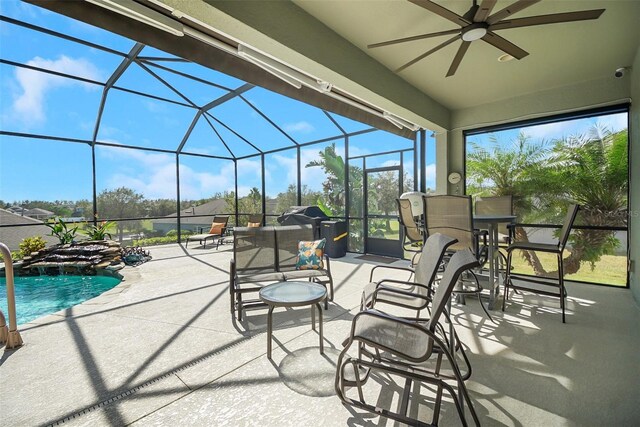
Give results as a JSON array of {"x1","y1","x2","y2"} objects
[{"x1": 462, "y1": 22, "x2": 489, "y2": 41}]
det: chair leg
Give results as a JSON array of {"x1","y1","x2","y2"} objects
[
  {"x1": 558, "y1": 253, "x2": 566, "y2": 324},
  {"x1": 502, "y1": 251, "x2": 513, "y2": 312}
]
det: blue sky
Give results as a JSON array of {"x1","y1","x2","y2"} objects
[
  {"x1": 0, "y1": 0, "x2": 425, "y2": 203},
  {"x1": 466, "y1": 112, "x2": 628, "y2": 151}
]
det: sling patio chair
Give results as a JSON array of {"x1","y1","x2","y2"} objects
[
  {"x1": 502, "y1": 204, "x2": 580, "y2": 323},
  {"x1": 423, "y1": 195, "x2": 493, "y2": 321},
  {"x1": 185, "y1": 215, "x2": 229, "y2": 249},
  {"x1": 397, "y1": 198, "x2": 425, "y2": 267},
  {"x1": 336, "y1": 249, "x2": 481, "y2": 427}
]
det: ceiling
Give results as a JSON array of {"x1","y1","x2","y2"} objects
[{"x1": 293, "y1": 0, "x2": 640, "y2": 111}]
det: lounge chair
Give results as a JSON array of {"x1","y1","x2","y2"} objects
[{"x1": 185, "y1": 215, "x2": 229, "y2": 249}]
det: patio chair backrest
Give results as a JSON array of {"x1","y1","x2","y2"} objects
[
  {"x1": 413, "y1": 233, "x2": 458, "y2": 294},
  {"x1": 247, "y1": 214, "x2": 264, "y2": 225},
  {"x1": 427, "y1": 249, "x2": 479, "y2": 334},
  {"x1": 558, "y1": 204, "x2": 580, "y2": 251},
  {"x1": 212, "y1": 215, "x2": 230, "y2": 228},
  {"x1": 475, "y1": 195, "x2": 513, "y2": 236},
  {"x1": 233, "y1": 226, "x2": 277, "y2": 274},
  {"x1": 423, "y1": 195, "x2": 474, "y2": 252},
  {"x1": 275, "y1": 225, "x2": 315, "y2": 272},
  {"x1": 397, "y1": 198, "x2": 423, "y2": 245},
  {"x1": 352, "y1": 249, "x2": 479, "y2": 363}
]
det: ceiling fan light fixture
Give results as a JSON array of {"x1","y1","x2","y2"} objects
[
  {"x1": 498, "y1": 53, "x2": 515, "y2": 62},
  {"x1": 461, "y1": 23, "x2": 488, "y2": 42}
]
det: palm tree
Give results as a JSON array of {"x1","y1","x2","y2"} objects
[
  {"x1": 544, "y1": 126, "x2": 628, "y2": 274},
  {"x1": 467, "y1": 132, "x2": 551, "y2": 272}
]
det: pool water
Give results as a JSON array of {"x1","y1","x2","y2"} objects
[{"x1": 0, "y1": 275, "x2": 122, "y2": 325}]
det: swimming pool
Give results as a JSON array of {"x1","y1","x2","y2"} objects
[{"x1": 0, "y1": 275, "x2": 122, "y2": 325}]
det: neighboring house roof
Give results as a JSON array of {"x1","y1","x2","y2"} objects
[
  {"x1": 152, "y1": 199, "x2": 230, "y2": 225},
  {"x1": 26, "y1": 208, "x2": 55, "y2": 216},
  {"x1": 0, "y1": 209, "x2": 57, "y2": 251}
]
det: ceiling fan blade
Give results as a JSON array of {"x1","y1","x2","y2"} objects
[
  {"x1": 474, "y1": 0, "x2": 498, "y2": 22},
  {"x1": 482, "y1": 31, "x2": 529, "y2": 59},
  {"x1": 368, "y1": 28, "x2": 460, "y2": 49},
  {"x1": 446, "y1": 41, "x2": 471, "y2": 77},
  {"x1": 396, "y1": 34, "x2": 461, "y2": 73},
  {"x1": 408, "y1": 0, "x2": 469, "y2": 26},
  {"x1": 490, "y1": 9, "x2": 605, "y2": 31},
  {"x1": 487, "y1": 0, "x2": 541, "y2": 25}
]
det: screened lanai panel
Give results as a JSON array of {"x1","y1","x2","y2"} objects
[
  {"x1": 95, "y1": 144, "x2": 176, "y2": 219},
  {"x1": 349, "y1": 130, "x2": 413, "y2": 158},
  {"x1": 140, "y1": 61, "x2": 230, "y2": 108},
  {"x1": 205, "y1": 115, "x2": 260, "y2": 157},
  {"x1": 236, "y1": 157, "x2": 263, "y2": 226},
  {"x1": 181, "y1": 115, "x2": 233, "y2": 157},
  {"x1": 0, "y1": 18, "x2": 125, "y2": 80},
  {"x1": 97, "y1": 90, "x2": 195, "y2": 150},
  {"x1": 112, "y1": 62, "x2": 191, "y2": 105},
  {"x1": 178, "y1": 155, "x2": 234, "y2": 232},
  {"x1": 1, "y1": 1, "x2": 135, "y2": 53},
  {"x1": 301, "y1": 141, "x2": 346, "y2": 217},
  {"x1": 403, "y1": 151, "x2": 416, "y2": 192},
  {"x1": 264, "y1": 149, "x2": 298, "y2": 219},
  {"x1": 209, "y1": 96, "x2": 293, "y2": 152},
  {"x1": 136, "y1": 45, "x2": 182, "y2": 61},
  {"x1": 179, "y1": 155, "x2": 235, "y2": 202},
  {"x1": 0, "y1": 62, "x2": 102, "y2": 141},
  {"x1": 162, "y1": 61, "x2": 246, "y2": 92},
  {"x1": 243, "y1": 87, "x2": 343, "y2": 143},
  {"x1": 0, "y1": 135, "x2": 92, "y2": 220},
  {"x1": 327, "y1": 112, "x2": 373, "y2": 134},
  {"x1": 363, "y1": 152, "x2": 401, "y2": 169}
]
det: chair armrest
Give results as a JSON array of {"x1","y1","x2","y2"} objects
[
  {"x1": 371, "y1": 286, "x2": 431, "y2": 311},
  {"x1": 323, "y1": 254, "x2": 332, "y2": 274},
  {"x1": 368, "y1": 264, "x2": 413, "y2": 282},
  {"x1": 229, "y1": 259, "x2": 236, "y2": 290}
]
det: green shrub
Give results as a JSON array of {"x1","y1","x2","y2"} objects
[
  {"x1": 0, "y1": 250, "x2": 24, "y2": 262},
  {"x1": 133, "y1": 236, "x2": 178, "y2": 247},
  {"x1": 166, "y1": 229, "x2": 194, "y2": 238},
  {"x1": 84, "y1": 221, "x2": 114, "y2": 240},
  {"x1": 19, "y1": 236, "x2": 47, "y2": 257},
  {"x1": 45, "y1": 217, "x2": 78, "y2": 244}
]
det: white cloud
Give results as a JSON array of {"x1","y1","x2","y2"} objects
[
  {"x1": 597, "y1": 113, "x2": 627, "y2": 133},
  {"x1": 98, "y1": 142, "x2": 236, "y2": 199},
  {"x1": 283, "y1": 121, "x2": 315, "y2": 134},
  {"x1": 523, "y1": 121, "x2": 576, "y2": 140},
  {"x1": 11, "y1": 55, "x2": 102, "y2": 125},
  {"x1": 271, "y1": 148, "x2": 329, "y2": 191}
]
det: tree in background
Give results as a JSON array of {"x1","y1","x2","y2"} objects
[
  {"x1": 466, "y1": 126, "x2": 628, "y2": 277},
  {"x1": 543, "y1": 126, "x2": 628, "y2": 274},
  {"x1": 305, "y1": 143, "x2": 363, "y2": 217},
  {"x1": 97, "y1": 187, "x2": 144, "y2": 242}
]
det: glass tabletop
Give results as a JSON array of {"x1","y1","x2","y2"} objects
[{"x1": 259, "y1": 281, "x2": 327, "y2": 307}]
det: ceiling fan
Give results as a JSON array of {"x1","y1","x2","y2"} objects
[{"x1": 368, "y1": 0, "x2": 605, "y2": 77}]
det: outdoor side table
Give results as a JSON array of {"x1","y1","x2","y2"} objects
[{"x1": 259, "y1": 281, "x2": 327, "y2": 360}]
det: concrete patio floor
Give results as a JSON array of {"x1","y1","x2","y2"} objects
[{"x1": 1, "y1": 243, "x2": 639, "y2": 426}]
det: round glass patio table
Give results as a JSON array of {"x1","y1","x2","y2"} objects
[{"x1": 259, "y1": 281, "x2": 327, "y2": 359}]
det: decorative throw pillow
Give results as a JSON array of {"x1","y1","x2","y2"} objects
[
  {"x1": 209, "y1": 222, "x2": 225, "y2": 235},
  {"x1": 247, "y1": 222, "x2": 261, "y2": 227},
  {"x1": 295, "y1": 238, "x2": 326, "y2": 270}
]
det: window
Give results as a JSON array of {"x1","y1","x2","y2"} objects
[{"x1": 465, "y1": 107, "x2": 629, "y2": 287}]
